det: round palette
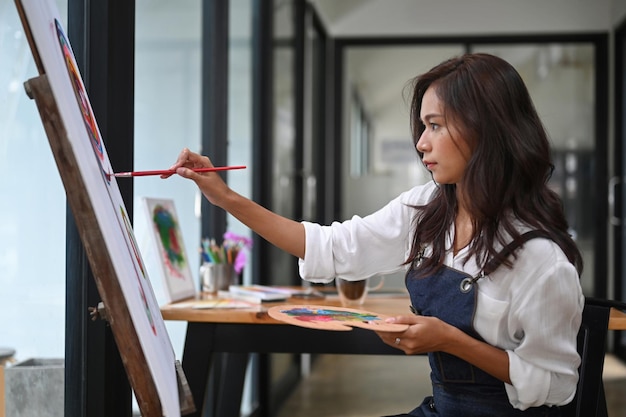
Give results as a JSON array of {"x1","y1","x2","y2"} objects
[{"x1": 268, "y1": 304, "x2": 409, "y2": 332}]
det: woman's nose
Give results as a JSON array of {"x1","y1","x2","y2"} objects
[{"x1": 416, "y1": 135, "x2": 428, "y2": 153}]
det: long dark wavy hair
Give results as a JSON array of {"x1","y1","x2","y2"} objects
[{"x1": 406, "y1": 53, "x2": 583, "y2": 277}]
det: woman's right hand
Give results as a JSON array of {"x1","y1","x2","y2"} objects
[
  {"x1": 163, "y1": 147, "x2": 231, "y2": 207},
  {"x1": 165, "y1": 148, "x2": 306, "y2": 259}
]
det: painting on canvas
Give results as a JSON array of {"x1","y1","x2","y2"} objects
[{"x1": 144, "y1": 197, "x2": 197, "y2": 302}]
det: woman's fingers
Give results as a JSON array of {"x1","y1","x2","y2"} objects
[{"x1": 162, "y1": 148, "x2": 216, "y2": 179}]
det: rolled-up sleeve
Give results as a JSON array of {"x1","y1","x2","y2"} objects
[
  {"x1": 298, "y1": 183, "x2": 437, "y2": 283},
  {"x1": 503, "y1": 250, "x2": 584, "y2": 409}
]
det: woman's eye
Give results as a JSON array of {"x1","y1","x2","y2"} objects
[{"x1": 430, "y1": 123, "x2": 439, "y2": 130}]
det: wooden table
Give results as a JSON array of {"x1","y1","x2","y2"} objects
[
  {"x1": 161, "y1": 293, "x2": 411, "y2": 324},
  {"x1": 161, "y1": 293, "x2": 626, "y2": 417},
  {"x1": 162, "y1": 293, "x2": 411, "y2": 417},
  {"x1": 609, "y1": 308, "x2": 626, "y2": 330}
]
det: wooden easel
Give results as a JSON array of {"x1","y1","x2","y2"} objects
[
  {"x1": 24, "y1": 73, "x2": 165, "y2": 417},
  {"x1": 15, "y1": 1, "x2": 194, "y2": 415}
]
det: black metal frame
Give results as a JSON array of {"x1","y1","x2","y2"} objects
[
  {"x1": 201, "y1": 1, "x2": 230, "y2": 243},
  {"x1": 613, "y1": 18, "x2": 626, "y2": 361},
  {"x1": 65, "y1": 1, "x2": 135, "y2": 416},
  {"x1": 251, "y1": 0, "x2": 274, "y2": 287}
]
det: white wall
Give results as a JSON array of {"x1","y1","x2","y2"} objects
[{"x1": 312, "y1": 0, "x2": 613, "y2": 36}]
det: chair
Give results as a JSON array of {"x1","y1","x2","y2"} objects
[{"x1": 561, "y1": 297, "x2": 626, "y2": 417}]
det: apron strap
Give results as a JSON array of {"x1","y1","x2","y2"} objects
[{"x1": 482, "y1": 230, "x2": 552, "y2": 276}]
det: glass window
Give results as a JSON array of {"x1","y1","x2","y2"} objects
[
  {"x1": 134, "y1": 0, "x2": 202, "y2": 358},
  {"x1": 341, "y1": 43, "x2": 597, "y2": 295},
  {"x1": 133, "y1": 0, "x2": 255, "y2": 359},
  {"x1": 349, "y1": 89, "x2": 371, "y2": 177},
  {"x1": 134, "y1": 1, "x2": 256, "y2": 413},
  {"x1": 473, "y1": 43, "x2": 596, "y2": 294},
  {"x1": 271, "y1": 0, "x2": 298, "y2": 285},
  {"x1": 0, "y1": 0, "x2": 68, "y2": 362},
  {"x1": 342, "y1": 45, "x2": 462, "y2": 218},
  {"x1": 228, "y1": 0, "x2": 253, "y2": 285}
]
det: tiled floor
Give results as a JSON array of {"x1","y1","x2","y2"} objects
[{"x1": 276, "y1": 354, "x2": 626, "y2": 417}]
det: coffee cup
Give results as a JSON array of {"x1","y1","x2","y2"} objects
[{"x1": 335, "y1": 276, "x2": 384, "y2": 307}]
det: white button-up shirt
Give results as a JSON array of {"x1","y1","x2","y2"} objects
[{"x1": 298, "y1": 180, "x2": 584, "y2": 410}]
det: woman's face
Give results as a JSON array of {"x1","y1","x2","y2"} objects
[{"x1": 416, "y1": 86, "x2": 472, "y2": 185}]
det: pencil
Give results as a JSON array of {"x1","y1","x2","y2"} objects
[{"x1": 114, "y1": 165, "x2": 246, "y2": 177}]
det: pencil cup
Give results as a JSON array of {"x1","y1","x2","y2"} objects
[
  {"x1": 200, "y1": 263, "x2": 236, "y2": 295},
  {"x1": 335, "y1": 276, "x2": 385, "y2": 307}
]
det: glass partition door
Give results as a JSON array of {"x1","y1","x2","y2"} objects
[
  {"x1": 474, "y1": 43, "x2": 599, "y2": 296},
  {"x1": 340, "y1": 40, "x2": 604, "y2": 297}
]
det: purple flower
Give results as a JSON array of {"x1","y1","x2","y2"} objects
[
  {"x1": 223, "y1": 231, "x2": 253, "y2": 249},
  {"x1": 233, "y1": 251, "x2": 247, "y2": 274},
  {"x1": 223, "y1": 231, "x2": 253, "y2": 273}
]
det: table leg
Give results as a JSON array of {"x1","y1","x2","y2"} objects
[
  {"x1": 598, "y1": 382, "x2": 608, "y2": 417},
  {"x1": 213, "y1": 353, "x2": 249, "y2": 417},
  {"x1": 181, "y1": 323, "x2": 250, "y2": 417}
]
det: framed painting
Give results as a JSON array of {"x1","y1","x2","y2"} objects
[{"x1": 144, "y1": 197, "x2": 197, "y2": 302}]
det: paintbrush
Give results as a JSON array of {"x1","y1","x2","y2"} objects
[{"x1": 114, "y1": 165, "x2": 246, "y2": 178}]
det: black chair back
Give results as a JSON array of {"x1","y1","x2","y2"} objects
[{"x1": 561, "y1": 297, "x2": 617, "y2": 417}]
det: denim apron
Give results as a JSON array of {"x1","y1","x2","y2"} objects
[{"x1": 395, "y1": 231, "x2": 561, "y2": 417}]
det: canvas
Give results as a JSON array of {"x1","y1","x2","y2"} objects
[{"x1": 144, "y1": 197, "x2": 197, "y2": 303}]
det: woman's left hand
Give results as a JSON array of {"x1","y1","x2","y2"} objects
[
  {"x1": 378, "y1": 314, "x2": 512, "y2": 383},
  {"x1": 375, "y1": 315, "x2": 456, "y2": 355}
]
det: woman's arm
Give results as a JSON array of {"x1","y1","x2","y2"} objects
[
  {"x1": 166, "y1": 148, "x2": 306, "y2": 259},
  {"x1": 377, "y1": 315, "x2": 511, "y2": 384}
]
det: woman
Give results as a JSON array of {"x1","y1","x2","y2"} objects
[{"x1": 166, "y1": 53, "x2": 584, "y2": 416}]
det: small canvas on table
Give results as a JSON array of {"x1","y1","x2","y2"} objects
[{"x1": 143, "y1": 197, "x2": 196, "y2": 302}]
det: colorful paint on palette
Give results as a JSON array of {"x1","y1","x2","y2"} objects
[{"x1": 280, "y1": 307, "x2": 382, "y2": 324}]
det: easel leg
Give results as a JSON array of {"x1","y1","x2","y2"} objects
[{"x1": 182, "y1": 323, "x2": 217, "y2": 417}]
